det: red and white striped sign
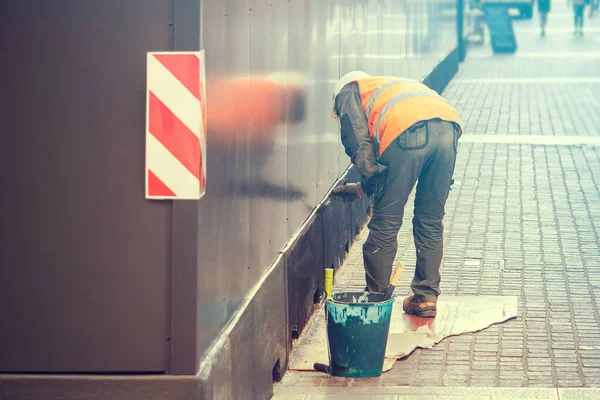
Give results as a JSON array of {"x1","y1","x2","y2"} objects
[{"x1": 145, "y1": 50, "x2": 207, "y2": 199}]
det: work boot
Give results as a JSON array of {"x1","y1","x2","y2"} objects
[{"x1": 403, "y1": 296, "x2": 437, "y2": 318}]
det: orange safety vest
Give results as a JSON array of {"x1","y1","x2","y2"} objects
[{"x1": 356, "y1": 77, "x2": 462, "y2": 155}]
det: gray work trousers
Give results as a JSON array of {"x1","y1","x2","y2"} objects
[{"x1": 363, "y1": 119, "x2": 457, "y2": 301}]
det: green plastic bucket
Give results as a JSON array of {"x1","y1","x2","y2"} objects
[{"x1": 325, "y1": 291, "x2": 395, "y2": 378}]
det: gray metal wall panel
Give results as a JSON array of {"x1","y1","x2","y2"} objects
[
  {"x1": 247, "y1": 0, "x2": 289, "y2": 286},
  {"x1": 0, "y1": 1, "x2": 171, "y2": 372},
  {"x1": 196, "y1": 0, "x2": 253, "y2": 361},
  {"x1": 197, "y1": 0, "x2": 458, "y2": 359},
  {"x1": 286, "y1": 0, "x2": 341, "y2": 234}
]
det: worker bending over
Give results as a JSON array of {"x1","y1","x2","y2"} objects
[{"x1": 330, "y1": 71, "x2": 462, "y2": 318}]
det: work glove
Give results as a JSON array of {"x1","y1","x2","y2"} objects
[
  {"x1": 330, "y1": 183, "x2": 366, "y2": 203},
  {"x1": 360, "y1": 166, "x2": 388, "y2": 197}
]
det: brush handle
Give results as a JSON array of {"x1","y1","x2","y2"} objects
[
  {"x1": 389, "y1": 261, "x2": 405, "y2": 286},
  {"x1": 324, "y1": 268, "x2": 334, "y2": 299},
  {"x1": 314, "y1": 363, "x2": 332, "y2": 374},
  {"x1": 383, "y1": 261, "x2": 405, "y2": 300}
]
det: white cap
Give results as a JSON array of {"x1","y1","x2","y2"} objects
[
  {"x1": 331, "y1": 71, "x2": 370, "y2": 122},
  {"x1": 332, "y1": 71, "x2": 370, "y2": 101}
]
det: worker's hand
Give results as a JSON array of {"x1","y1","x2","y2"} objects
[{"x1": 330, "y1": 183, "x2": 366, "y2": 203}]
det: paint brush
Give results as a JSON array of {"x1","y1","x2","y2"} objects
[{"x1": 383, "y1": 261, "x2": 405, "y2": 300}]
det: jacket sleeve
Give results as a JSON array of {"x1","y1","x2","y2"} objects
[{"x1": 334, "y1": 83, "x2": 386, "y2": 193}]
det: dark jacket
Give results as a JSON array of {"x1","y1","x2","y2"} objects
[{"x1": 334, "y1": 82, "x2": 386, "y2": 195}]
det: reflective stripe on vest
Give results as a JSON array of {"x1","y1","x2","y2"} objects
[
  {"x1": 364, "y1": 78, "x2": 417, "y2": 118},
  {"x1": 373, "y1": 90, "x2": 442, "y2": 139}
]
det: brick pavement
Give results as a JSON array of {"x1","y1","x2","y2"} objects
[{"x1": 277, "y1": 6, "x2": 600, "y2": 393}]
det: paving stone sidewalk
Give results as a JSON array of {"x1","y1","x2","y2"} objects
[{"x1": 276, "y1": 6, "x2": 600, "y2": 394}]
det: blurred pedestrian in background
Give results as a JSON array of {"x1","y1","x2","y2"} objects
[
  {"x1": 568, "y1": 0, "x2": 588, "y2": 36},
  {"x1": 591, "y1": 0, "x2": 599, "y2": 18},
  {"x1": 538, "y1": 0, "x2": 551, "y2": 36}
]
